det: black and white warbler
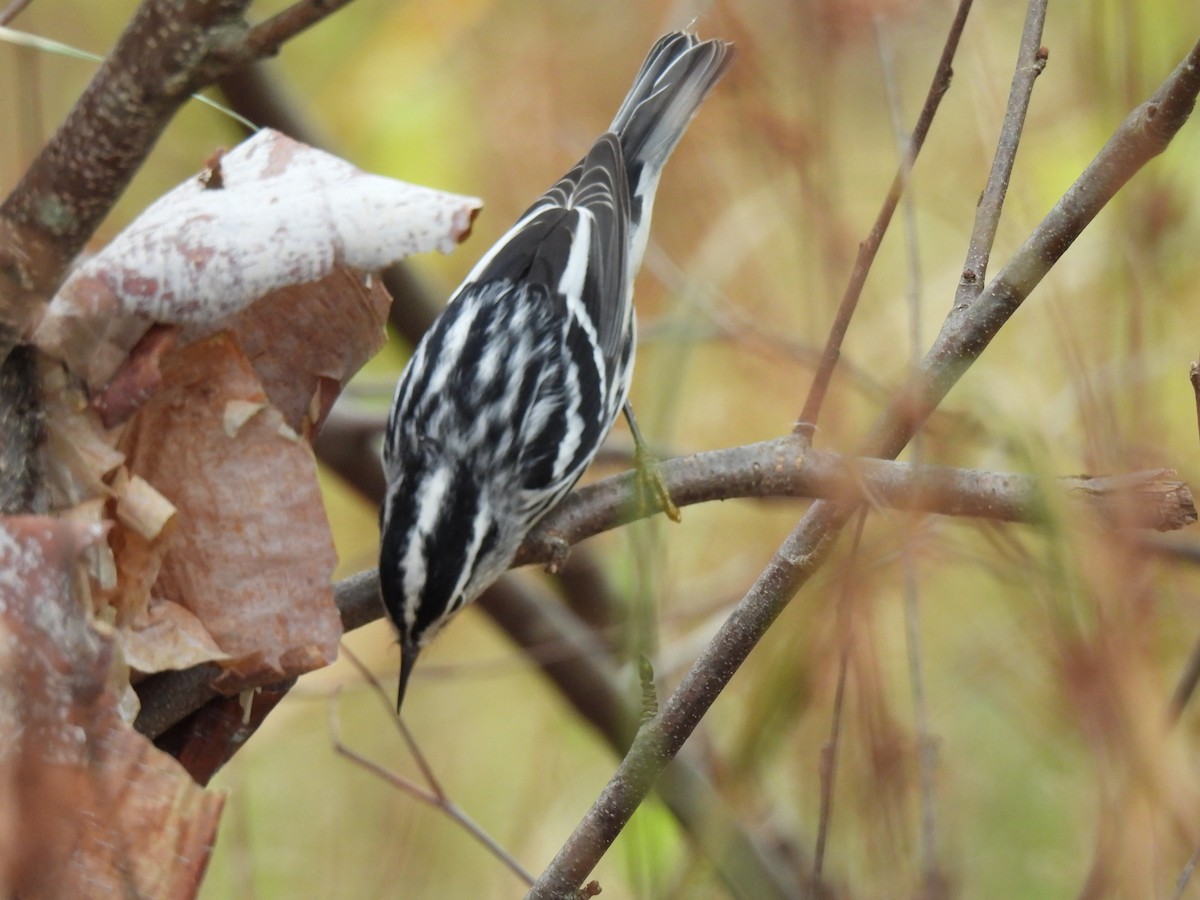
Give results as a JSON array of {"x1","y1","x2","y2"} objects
[{"x1": 380, "y1": 31, "x2": 733, "y2": 709}]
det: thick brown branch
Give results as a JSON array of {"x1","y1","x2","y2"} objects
[
  {"x1": 0, "y1": 0, "x2": 247, "y2": 347},
  {"x1": 0, "y1": 347, "x2": 45, "y2": 513}
]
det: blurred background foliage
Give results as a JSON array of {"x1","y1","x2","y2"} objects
[{"x1": 5, "y1": 0, "x2": 1200, "y2": 897}]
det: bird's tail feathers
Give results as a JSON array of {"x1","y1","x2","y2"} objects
[{"x1": 608, "y1": 32, "x2": 734, "y2": 178}]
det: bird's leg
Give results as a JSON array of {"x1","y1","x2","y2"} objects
[{"x1": 622, "y1": 401, "x2": 681, "y2": 523}]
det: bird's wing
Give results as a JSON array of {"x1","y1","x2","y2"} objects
[{"x1": 464, "y1": 133, "x2": 631, "y2": 367}]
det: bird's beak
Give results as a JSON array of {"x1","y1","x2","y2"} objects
[{"x1": 396, "y1": 639, "x2": 420, "y2": 714}]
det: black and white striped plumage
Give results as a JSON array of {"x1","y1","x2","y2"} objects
[{"x1": 380, "y1": 32, "x2": 733, "y2": 709}]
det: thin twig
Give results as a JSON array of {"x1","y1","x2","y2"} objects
[
  {"x1": 868, "y1": 36, "x2": 1200, "y2": 458},
  {"x1": 238, "y1": 0, "x2": 359, "y2": 60},
  {"x1": 338, "y1": 647, "x2": 538, "y2": 887},
  {"x1": 1174, "y1": 845, "x2": 1200, "y2": 900},
  {"x1": 808, "y1": 510, "x2": 868, "y2": 899},
  {"x1": 903, "y1": 523, "x2": 939, "y2": 893},
  {"x1": 0, "y1": 0, "x2": 33, "y2": 26},
  {"x1": 328, "y1": 691, "x2": 435, "y2": 804},
  {"x1": 338, "y1": 644, "x2": 442, "y2": 795},
  {"x1": 954, "y1": 0, "x2": 1049, "y2": 306},
  {"x1": 797, "y1": 0, "x2": 974, "y2": 430},
  {"x1": 327, "y1": 682, "x2": 536, "y2": 887},
  {"x1": 1168, "y1": 633, "x2": 1200, "y2": 724},
  {"x1": 1190, "y1": 361, "x2": 1200, "y2": 449},
  {"x1": 896, "y1": 7, "x2": 1049, "y2": 877}
]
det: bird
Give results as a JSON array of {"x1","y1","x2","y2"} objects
[{"x1": 379, "y1": 31, "x2": 733, "y2": 711}]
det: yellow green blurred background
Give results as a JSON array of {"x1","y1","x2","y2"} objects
[{"x1": 6, "y1": 1, "x2": 1200, "y2": 897}]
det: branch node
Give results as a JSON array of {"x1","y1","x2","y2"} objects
[{"x1": 542, "y1": 534, "x2": 571, "y2": 575}]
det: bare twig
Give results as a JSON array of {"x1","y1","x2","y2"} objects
[
  {"x1": 238, "y1": 0, "x2": 359, "y2": 60},
  {"x1": 1190, "y1": 361, "x2": 1200, "y2": 449},
  {"x1": 797, "y1": 0, "x2": 974, "y2": 430},
  {"x1": 875, "y1": 4, "x2": 1044, "y2": 886},
  {"x1": 808, "y1": 510, "x2": 868, "y2": 900},
  {"x1": 525, "y1": 36, "x2": 1200, "y2": 900},
  {"x1": 338, "y1": 645, "x2": 440, "y2": 789},
  {"x1": 903, "y1": 525, "x2": 940, "y2": 894},
  {"x1": 1169, "y1": 633, "x2": 1200, "y2": 724},
  {"x1": 327, "y1": 685, "x2": 537, "y2": 887},
  {"x1": 328, "y1": 690, "x2": 435, "y2": 807},
  {"x1": 1174, "y1": 845, "x2": 1200, "y2": 899},
  {"x1": 0, "y1": 0, "x2": 33, "y2": 26},
  {"x1": 333, "y1": 647, "x2": 538, "y2": 886},
  {"x1": 870, "y1": 37, "x2": 1200, "y2": 458},
  {"x1": 954, "y1": 0, "x2": 1049, "y2": 305}
]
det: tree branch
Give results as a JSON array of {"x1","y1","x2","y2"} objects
[
  {"x1": 475, "y1": 578, "x2": 808, "y2": 900},
  {"x1": 525, "y1": 34, "x2": 1200, "y2": 900},
  {"x1": 133, "y1": 440, "x2": 1195, "y2": 739},
  {"x1": 954, "y1": 0, "x2": 1048, "y2": 305},
  {"x1": 873, "y1": 37, "x2": 1200, "y2": 457},
  {"x1": 0, "y1": 0, "x2": 34, "y2": 26},
  {"x1": 516, "y1": 439, "x2": 1194, "y2": 565},
  {"x1": 134, "y1": 566, "x2": 809, "y2": 898},
  {"x1": 0, "y1": 0, "x2": 361, "y2": 358},
  {"x1": 0, "y1": 0, "x2": 364, "y2": 514},
  {"x1": 797, "y1": 0, "x2": 973, "y2": 429},
  {"x1": 236, "y1": 0, "x2": 357, "y2": 60},
  {"x1": 0, "y1": 346, "x2": 45, "y2": 514}
]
